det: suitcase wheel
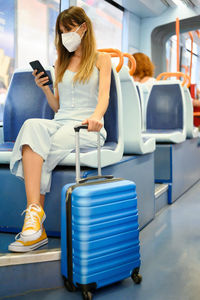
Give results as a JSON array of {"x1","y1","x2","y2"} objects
[
  {"x1": 131, "y1": 268, "x2": 142, "y2": 284},
  {"x1": 64, "y1": 278, "x2": 77, "y2": 292},
  {"x1": 82, "y1": 291, "x2": 93, "y2": 300}
]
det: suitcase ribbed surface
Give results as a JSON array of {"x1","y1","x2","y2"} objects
[{"x1": 69, "y1": 179, "x2": 141, "y2": 288}]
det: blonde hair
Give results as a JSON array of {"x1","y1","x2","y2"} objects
[
  {"x1": 55, "y1": 6, "x2": 97, "y2": 85},
  {"x1": 128, "y1": 52, "x2": 155, "y2": 80}
]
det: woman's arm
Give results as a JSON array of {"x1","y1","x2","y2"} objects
[
  {"x1": 82, "y1": 52, "x2": 111, "y2": 131},
  {"x1": 32, "y1": 62, "x2": 59, "y2": 112}
]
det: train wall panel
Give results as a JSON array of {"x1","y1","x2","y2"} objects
[{"x1": 154, "y1": 138, "x2": 200, "y2": 203}]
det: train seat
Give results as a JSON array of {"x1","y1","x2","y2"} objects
[
  {"x1": 0, "y1": 68, "x2": 55, "y2": 163},
  {"x1": 139, "y1": 80, "x2": 198, "y2": 140},
  {"x1": 58, "y1": 64, "x2": 124, "y2": 167},
  {"x1": 0, "y1": 66, "x2": 123, "y2": 168},
  {"x1": 182, "y1": 85, "x2": 199, "y2": 138},
  {"x1": 143, "y1": 81, "x2": 186, "y2": 143},
  {"x1": 118, "y1": 65, "x2": 155, "y2": 154}
]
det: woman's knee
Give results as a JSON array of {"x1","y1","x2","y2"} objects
[
  {"x1": 21, "y1": 119, "x2": 41, "y2": 136},
  {"x1": 23, "y1": 118, "x2": 40, "y2": 129},
  {"x1": 22, "y1": 119, "x2": 50, "y2": 138},
  {"x1": 22, "y1": 119, "x2": 58, "y2": 138}
]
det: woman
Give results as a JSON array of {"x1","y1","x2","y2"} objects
[
  {"x1": 9, "y1": 6, "x2": 111, "y2": 252},
  {"x1": 129, "y1": 52, "x2": 156, "y2": 87}
]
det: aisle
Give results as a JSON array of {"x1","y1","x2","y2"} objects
[{"x1": 3, "y1": 180, "x2": 200, "y2": 300}]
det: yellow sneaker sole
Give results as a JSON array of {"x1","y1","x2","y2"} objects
[{"x1": 8, "y1": 237, "x2": 48, "y2": 253}]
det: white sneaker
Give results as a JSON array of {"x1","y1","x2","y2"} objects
[
  {"x1": 8, "y1": 228, "x2": 48, "y2": 252},
  {"x1": 20, "y1": 204, "x2": 46, "y2": 241}
]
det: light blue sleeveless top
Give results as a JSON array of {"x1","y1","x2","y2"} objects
[{"x1": 54, "y1": 66, "x2": 100, "y2": 122}]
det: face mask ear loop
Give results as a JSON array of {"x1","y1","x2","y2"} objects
[
  {"x1": 75, "y1": 24, "x2": 82, "y2": 33},
  {"x1": 75, "y1": 23, "x2": 85, "y2": 39}
]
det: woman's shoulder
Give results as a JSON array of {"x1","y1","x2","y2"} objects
[{"x1": 141, "y1": 76, "x2": 156, "y2": 84}]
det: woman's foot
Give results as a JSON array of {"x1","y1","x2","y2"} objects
[
  {"x1": 8, "y1": 228, "x2": 48, "y2": 252},
  {"x1": 20, "y1": 203, "x2": 46, "y2": 241}
]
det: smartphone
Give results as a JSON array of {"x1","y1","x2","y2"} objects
[{"x1": 29, "y1": 60, "x2": 53, "y2": 86}]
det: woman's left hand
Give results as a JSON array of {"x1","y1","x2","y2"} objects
[{"x1": 82, "y1": 118, "x2": 103, "y2": 132}]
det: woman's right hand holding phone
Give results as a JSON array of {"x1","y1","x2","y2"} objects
[
  {"x1": 32, "y1": 69, "x2": 59, "y2": 112},
  {"x1": 32, "y1": 70, "x2": 50, "y2": 90}
]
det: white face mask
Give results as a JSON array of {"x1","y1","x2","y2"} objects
[{"x1": 61, "y1": 24, "x2": 83, "y2": 52}]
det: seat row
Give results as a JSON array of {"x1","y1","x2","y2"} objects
[{"x1": 0, "y1": 50, "x2": 198, "y2": 169}]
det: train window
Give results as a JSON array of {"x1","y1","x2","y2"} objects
[
  {"x1": 166, "y1": 32, "x2": 200, "y2": 85},
  {"x1": 77, "y1": 0, "x2": 123, "y2": 50},
  {"x1": 0, "y1": 0, "x2": 60, "y2": 122},
  {"x1": 166, "y1": 35, "x2": 178, "y2": 74}
]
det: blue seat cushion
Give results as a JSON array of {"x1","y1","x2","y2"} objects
[
  {"x1": 0, "y1": 141, "x2": 117, "y2": 154},
  {"x1": 0, "y1": 142, "x2": 14, "y2": 151}
]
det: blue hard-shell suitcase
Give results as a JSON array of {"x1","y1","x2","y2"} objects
[{"x1": 61, "y1": 125, "x2": 142, "y2": 300}]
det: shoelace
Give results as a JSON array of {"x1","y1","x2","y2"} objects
[
  {"x1": 15, "y1": 204, "x2": 43, "y2": 241},
  {"x1": 21, "y1": 204, "x2": 42, "y2": 231}
]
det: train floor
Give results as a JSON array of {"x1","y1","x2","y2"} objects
[{"x1": 2, "y1": 179, "x2": 200, "y2": 300}]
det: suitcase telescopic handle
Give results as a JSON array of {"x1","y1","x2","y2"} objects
[{"x1": 74, "y1": 124, "x2": 105, "y2": 183}]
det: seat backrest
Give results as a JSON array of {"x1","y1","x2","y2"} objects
[
  {"x1": 146, "y1": 81, "x2": 185, "y2": 130},
  {"x1": 104, "y1": 69, "x2": 118, "y2": 143},
  {"x1": 3, "y1": 69, "x2": 54, "y2": 142},
  {"x1": 136, "y1": 83, "x2": 152, "y2": 131},
  {"x1": 3, "y1": 67, "x2": 120, "y2": 145},
  {"x1": 118, "y1": 65, "x2": 142, "y2": 153},
  {"x1": 183, "y1": 85, "x2": 195, "y2": 138},
  {"x1": 53, "y1": 63, "x2": 123, "y2": 168}
]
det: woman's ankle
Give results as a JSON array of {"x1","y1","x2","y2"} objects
[{"x1": 27, "y1": 201, "x2": 41, "y2": 208}]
